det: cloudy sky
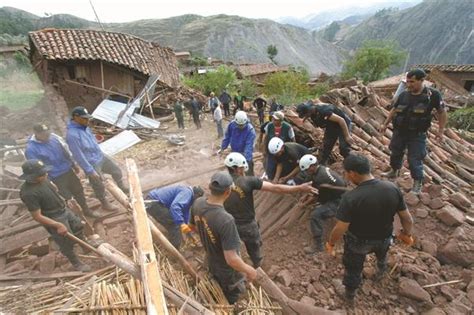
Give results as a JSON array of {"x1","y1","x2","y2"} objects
[{"x1": 1, "y1": 0, "x2": 415, "y2": 22}]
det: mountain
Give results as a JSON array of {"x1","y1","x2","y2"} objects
[
  {"x1": 0, "y1": 8, "x2": 345, "y2": 75},
  {"x1": 277, "y1": 1, "x2": 421, "y2": 30},
  {"x1": 338, "y1": 0, "x2": 474, "y2": 65}
]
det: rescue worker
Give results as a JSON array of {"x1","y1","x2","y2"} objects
[
  {"x1": 327, "y1": 154, "x2": 414, "y2": 302},
  {"x1": 219, "y1": 89, "x2": 232, "y2": 117},
  {"x1": 380, "y1": 69, "x2": 447, "y2": 194},
  {"x1": 19, "y1": 159, "x2": 92, "y2": 272},
  {"x1": 208, "y1": 92, "x2": 221, "y2": 117},
  {"x1": 221, "y1": 111, "x2": 256, "y2": 175},
  {"x1": 190, "y1": 171, "x2": 256, "y2": 304},
  {"x1": 253, "y1": 95, "x2": 267, "y2": 125},
  {"x1": 296, "y1": 101, "x2": 353, "y2": 165},
  {"x1": 173, "y1": 98, "x2": 185, "y2": 129},
  {"x1": 146, "y1": 184, "x2": 204, "y2": 249},
  {"x1": 190, "y1": 97, "x2": 202, "y2": 129},
  {"x1": 299, "y1": 154, "x2": 348, "y2": 252},
  {"x1": 260, "y1": 111, "x2": 295, "y2": 180},
  {"x1": 268, "y1": 137, "x2": 308, "y2": 184},
  {"x1": 233, "y1": 90, "x2": 245, "y2": 116},
  {"x1": 223, "y1": 152, "x2": 317, "y2": 267},
  {"x1": 25, "y1": 124, "x2": 101, "y2": 218},
  {"x1": 66, "y1": 106, "x2": 128, "y2": 211},
  {"x1": 214, "y1": 103, "x2": 224, "y2": 138}
]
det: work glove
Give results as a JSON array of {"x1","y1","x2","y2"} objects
[
  {"x1": 396, "y1": 231, "x2": 414, "y2": 246},
  {"x1": 325, "y1": 242, "x2": 335, "y2": 256},
  {"x1": 180, "y1": 224, "x2": 193, "y2": 234}
]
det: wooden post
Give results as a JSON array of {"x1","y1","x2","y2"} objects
[
  {"x1": 127, "y1": 158, "x2": 168, "y2": 315},
  {"x1": 100, "y1": 61, "x2": 105, "y2": 89}
]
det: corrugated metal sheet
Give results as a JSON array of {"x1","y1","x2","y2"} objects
[
  {"x1": 92, "y1": 99, "x2": 160, "y2": 129},
  {"x1": 99, "y1": 130, "x2": 141, "y2": 156}
]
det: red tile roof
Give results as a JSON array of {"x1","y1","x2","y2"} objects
[
  {"x1": 29, "y1": 28, "x2": 180, "y2": 88},
  {"x1": 412, "y1": 64, "x2": 474, "y2": 73},
  {"x1": 235, "y1": 63, "x2": 289, "y2": 77}
]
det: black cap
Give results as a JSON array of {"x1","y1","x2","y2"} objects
[
  {"x1": 33, "y1": 123, "x2": 49, "y2": 133},
  {"x1": 192, "y1": 186, "x2": 204, "y2": 198},
  {"x1": 71, "y1": 106, "x2": 92, "y2": 118},
  {"x1": 19, "y1": 159, "x2": 52, "y2": 181},
  {"x1": 296, "y1": 103, "x2": 312, "y2": 118},
  {"x1": 209, "y1": 171, "x2": 233, "y2": 193},
  {"x1": 407, "y1": 68, "x2": 427, "y2": 80}
]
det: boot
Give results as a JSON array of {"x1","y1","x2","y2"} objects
[
  {"x1": 100, "y1": 199, "x2": 118, "y2": 212},
  {"x1": 381, "y1": 168, "x2": 400, "y2": 179},
  {"x1": 345, "y1": 287, "x2": 356, "y2": 304},
  {"x1": 309, "y1": 238, "x2": 324, "y2": 254},
  {"x1": 67, "y1": 253, "x2": 92, "y2": 272},
  {"x1": 411, "y1": 180, "x2": 423, "y2": 194}
]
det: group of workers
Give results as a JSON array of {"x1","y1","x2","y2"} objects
[{"x1": 19, "y1": 68, "x2": 444, "y2": 304}]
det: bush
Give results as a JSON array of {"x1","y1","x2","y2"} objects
[
  {"x1": 183, "y1": 65, "x2": 238, "y2": 96},
  {"x1": 240, "y1": 79, "x2": 257, "y2": 99},
  {"x1": 448, "y1": 106, "x2": 474, "y2": 131},
  {"x1": 263, "y1": 69, "x2": 310, "y2": 105}
]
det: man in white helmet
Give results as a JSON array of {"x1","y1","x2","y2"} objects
[
  {"x1": 268, "y1": 137, "x2": 309, "y2": 184},
  {"x1": 299, "y1": 154, "x2": 348, "y2": 253},
  {"x1": 224, "y1": 152, "x2": 317, "y2": 267},
  {"x1": 221, "y1": 111, "x2": 256, "y2": 175}
]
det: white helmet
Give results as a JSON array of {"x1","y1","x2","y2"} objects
[
  {"x1": 224, "y1": 152, "x2": 249, "y2": 171},
  {"x1": 268, "y1": 137, "x2": 284, "y2": 155},
  {"x1": 299, "y1": 154, "x2": 318, "y2": 171},
  {"x1": 235, "y1": 111, "x2": 248, "y2": 125}
]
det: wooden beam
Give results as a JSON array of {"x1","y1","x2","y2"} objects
[
  {"x1": 100, "y1": 60, "x2": 105, "y2": 89},
  {"x1": 127, "y1": 158, "x2": 168, "y2": 315},
  {"x1": 0, "y1": 271, "x2": 84, "y2": 281},
  {"x1": 0, "y1": 226, "x2": 49, "y2": 255},
  {"x1": 64, "y1": 79, "x2": 131, "y2": 100}
]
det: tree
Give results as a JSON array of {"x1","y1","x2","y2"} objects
[
  {"x1": 182, "y1": 65, "x2": 238, "y2": 95},
  {"x1": 263, "y1": 68, "x2": 310, "y2": 105},
  {"x1": 267, "y1": 44, "x2": 278, "y2": 64},
  {"x1": 342, "y1": 40, "x2": 406, "y2": 83}
]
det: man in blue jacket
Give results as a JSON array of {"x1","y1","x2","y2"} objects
[
  {"x1": 25, "y1": 124, "x2": 101, "y2": 218},
  {"x1": 66, "y1": 106, "x2": 128, "y2": 211},
  {"x1": 146, "y1": 185, "x2": 204, "y2": 249},
  {"x1": 221, "y1": 111, "x2": 256, "y2": 175}
]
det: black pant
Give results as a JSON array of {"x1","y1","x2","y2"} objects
[
  {"x1": 342, "y1": 234, "x2": 391, "y2": 290},
  {"x1": 310, "y1": 199, "x2": 340, "y2": 241},
  {"x1": 257, "y1": 110, "x2": 265, "y2": 125},
  {"x1": 52, "y1": 169, "x2": 89, "y2": 212},
  {"x1": 89, "y1": 155, "x2": 125, "y2": 202},
  {"x1": 176, "y1": 114, "x2": 184, "y2": 129},
  {"x1": 320, "y1": 126, "x2": 351, "y2": 165},
  {"x1": 389, "y1": 130, "x2": 427, "y2": 180},
  {"x1": 237, "y1": 220, "x2": 263, "y2": 267},
  {"x1": 209, "y1": 262, "x2": 246, "y2": 304},
  {"x1": 223, "y1": 103, "x2": 230, "y2": 117},
  {"x1": 44, "y1": 209, "x2": 84, "y2": 261},
  {"x1": 233, "y1": 104, "x2": 243, "y2": 116},
  {"x1": 192, "y1": 112, "x2": 201, "y2": 129},
  {"x1": 147, "y1": 202, "x2": 182, "y2": 249}
]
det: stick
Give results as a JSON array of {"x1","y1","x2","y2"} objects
[
  {"x1": 65, "y1": 232, "x2": 102, "y2": 256},
  {"x1": 422, "y1": 279, "x2": 463, "y2": 289},
  {"x1": 58, "y1": 275, "x2": 98, "y2": 312}
]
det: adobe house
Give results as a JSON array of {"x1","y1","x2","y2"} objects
[
  {"x1": 234, "y1": 63, "x2": 289, "y2": 85},
  {"x1": 28, "y1": 28, "x2": 180, "y2": 113}
]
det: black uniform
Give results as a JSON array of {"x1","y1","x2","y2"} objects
[
  {"x1": 20, "y1": 179, "x2": 84, "y2": 263},
  {"x1": 337, "y1": 179, "x2": 407, "y2": 290},
  {"x1": 219, "y1": 91, "x2": 232, "y2": 117},
  {"x1": 253, "y1": 97, "x2": 267, "y2": 125},
  {"x1": 309, "y1": 104, "x2": 351, "y2": 164},
  {"x1": 309, "y1": 166, "x2": 346, "y2": 247},
  {"x1": 274, "y1": 143, "x2": 309, "y2": 181},
  {"x1": 390, "y1": 87, "x2": 444, "y2": 180},
  {"x1": 191, "y1": 197, "x2": 244, "y2": 304},
  {"x1": 224, "y1": 174, "x2": 264, "y2": 267},
  {"x1": 191, "y1": 99, "x2": 202, "y2": 129}
]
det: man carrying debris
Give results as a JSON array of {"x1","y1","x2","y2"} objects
[
  {"x1": 19, "y1": 159, "x2": 92, "y2": 272},
  {"x1": 268, "y1": 137, "x2": 309, "y2": 184},
  {"x1": 190, "y1": 96, "x2": 202, "y2": 129},
  {"x1": 224, "y1": 152, "x2": 317, "y2": 268},
  {"x1": 253, "y1": 95, "x2": 267, "y2": 125},
  {"x1": 233, "y1": 90, "x2": 245, "y2": 116},
  {"x1": 214, "y1": 103, "x2": 224, "y2": 138},
  {"x1": 296, "y1": 101, "x2": 353, "y2": 165},
  {"x1": 219, "y1": 89, "x2": 232, "y2": 117},
  {"x1": 208, "y1": 92, "x2": 221, "y2": 116},
  {"x1": 66, "y1": 106, "x2": 128, "y2": 211},
  {"x1": 173, "y1": 98, "x2": 185, "y2": 129},
  {"x1": 146, "y1": 184, "x2": 204, "y2": 249},
  {"x1": 260, "y1": 111, "x2": 295, "y2": 180},
  {"x1": 25, "y1": 124, "x2": 101, "y2": 218},
  {"x1": 327, "y1": 154, "x2": 414, "y2": 302},
  {"x1": 380, "y1": 69, "x2": 447, "y2": 194},
  {"x1": 221, "y1": 111, "x2": 256, "y2": 175},
  {"x1": 298, "y1": 154, "x2": 347, "y2": 253},
  {"x1": 190, "y1": 171, "x2": 257, "y2": 304}
]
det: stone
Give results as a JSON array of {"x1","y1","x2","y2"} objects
[
  {"x1": 429, "y1": 198, "x2": 445, "y2": 210},
  {"x1": 440, "y1": 285, "x2": 457, "y2": 302},
  {"x1": 267, "y1": 265, "x2": 280, "y2": 278},
  {"x1": 307, "y1": 283, "x2": 315, "y2": 295},
  {"x1": 436, "y1": 205, "x2": 465, "y2": 226},
  {"x1": 303, "y1": 246, "x2": 314, "y2": 254},
  {"x1": 406, "y1": 306, "x2": 416, "y2": 314},
  {"x1": 467, "y1": 289, "x2": 474, "y2": 303},
  {"x1": 449, "y1": 193, "x2": 471, "y2": 212},
  {"x1": 397, "y1": 178, "x2": 413, "y2": 192},
  {"x1": 278, "y1": 229, "x2": 288, "y2": 237},
  {"x1": 420, "y1": 240, "x2": 438, "y2": 256},
  {"x1": 405, "y1": 192, "x2": 420, "y2": 207},
  {"x1": 300, "y1": 296, "x2": 316, "y2": 306},
  {"x1": 399, "y1": 277, "x2": 432, "y2": 303},
  {"x1": 331, "y1": 278, "x2": 345, "y2": 297},
  {"x1": 39, "y1": 253, "x2": 56, "y2": 273},
  {"x1": 421, "y1": 307, "x2": 446, "y2": 315},
  {"x1": 277, "y1": 269, "x2": 292, "y2": 287},
  {"x1": 416, "y1": 207, "x2": 429, "y2": 218},
  {"x1": 419, "y1": 193, "x2": 431, "y2": 205},
  {"x1": 427, "y1": 184, "x2": 443, "y2": 198},
  {"x1": 438, "y1": 225, "x2": 474, "y2": 267}
]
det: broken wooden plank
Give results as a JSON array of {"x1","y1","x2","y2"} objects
[
  {"x1": 0, "y1": 199, "x2": 23, "y2": 207},
  {"x1": 127, "y1": 158, "x2": 168, "y2": 315},
  {"x1": 0, "y1": 219, "x2": 38, "y2": 239},
  {"x1": 0, "y1": 271, "x2": 85, "y2": 281},
  {"x1": 0, "y1": 226, "x2": 49, "y2": 255}
]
